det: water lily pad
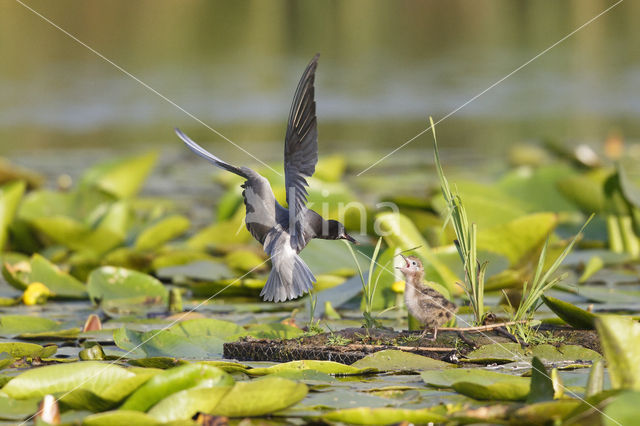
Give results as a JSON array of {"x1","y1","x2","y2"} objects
[
  {"x1": 29, "y1": 254, "x2": 87, "y2": 299},
  {"x1": 121, "y1": 363, "x2": 233, "y2": 412},
  {"x1": 477, "y1": 213, "x2": 558, "y2": 266},
  {"x1": 0, "y1": 180, "x2": 26, "y2": 250},
  {"x1": 603, "y1": 390, "x2": 640, "y2": 426},
  {"x1": 87, "y1": 266, "x2": 168, "y2": 304},
  {"x1": 133, "y1": 215, "x2": 190, "y2": 251},
  {"x1": 421, "y1": 368, "x2": 530, "y2": 389},
  {"x1": 211, "y1": 377, "x2": 307, "y2": 417},
  {"x1": 61, "y1": 368, "x2": 160, "y2": 411},
  {"x1": 452, "y1": 380, "x2": 530, "y2": 401},
  {"x1": 2, "y1": 361, "x2": 134, "y2": 399},
  {"x1": 0, "y1": 315, "x2": 60, "y2": 337},
  {"x1": 351, "y1": 349, "x2": 451, "y2": 371},
  {"x1": 156, "y1": 259, "x2": 232, "y2": 281},
  {"x1": 148, "y1": 386, "x2": 232, "y2": 422},
  {"x1": 0, "y1": 342, "x2": 56, "y2": 359},
  {"x1": 114, "y1": 319, "x2": 244, "y2": 359},
  {"x1": 527, "y1": 357, "x2": 554, "y2": 403},
  {"x1": 82, "y1": 410, "x2": 160, "y2": 426},
  {"x1": 39, "y1": 216, "x2": 123, "y2": 255},
  {"x1": 498, "y1": 165, "x2": 579, "y2": 213},
  {"x1": 595, "y1": 315, "x2": 640, "y2": 390},
  {"x1": 542, "y1": 294, "x2": 597, "y2": 329},
  {"x1": 224, "y1": 250, "x2": 266, "y2": 273},
  {"x1": 511, "y1": 400, "x2": 581, "y2": 424},
  {"x1": 248, "y1": 360, "x2": 374, "y2": 376},
  {"x1": 0, "y1": 394, "x2": 39, "y2": 421},
  {"x1": 81, "y1": 151, "x2": 158, "y2": 199},
  {"x1": 531, "y1": 344, "x2": 601, "y2": 363},
  {"x1": 245, "y1": 323, "x2": 304, "y2": 339},
  {"x1": 463, "y1": 343, "x2": 527, "y2": 363},
  {"x1": 322, "y1": 407, "x2": 447, "y2": 425}
]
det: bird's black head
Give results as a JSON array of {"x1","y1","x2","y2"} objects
[{"x1": 326, "y1": 219, "x2": 356, "y2": 243}]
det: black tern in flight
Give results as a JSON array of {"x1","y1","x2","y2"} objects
[{"x1": 175, "y1": 54, "x2": 356, "y2": 302}]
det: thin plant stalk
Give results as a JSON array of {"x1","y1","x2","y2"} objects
[
  {"x1": 514, "y1": 213, "x2": 594, "y2": 323},
  {"x1": 344, "y1": 237, "x2": 383, "y2": 328},
  {"x1": 430, "y1": 116, "x2": 486, "y2": 325}
]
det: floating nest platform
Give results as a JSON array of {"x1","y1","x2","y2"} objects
[{"x1": 223, "y1": 326, "x2": 600, "y2": 364}]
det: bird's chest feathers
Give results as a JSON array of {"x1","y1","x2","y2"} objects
[{"x1": 404, "y1": 282, "x2": 423, "y2": 314}]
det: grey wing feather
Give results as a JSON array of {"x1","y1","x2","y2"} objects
[
  {"x1": 175, "y1": 128, "x2": 249, "y2": 179},
  {"x1": 284, "y1": 55, "x2": 320, "y2": 251}
]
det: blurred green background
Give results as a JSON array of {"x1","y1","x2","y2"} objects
[{"x1": 1, "y1": 0, "x2": 637, "y2": 167}]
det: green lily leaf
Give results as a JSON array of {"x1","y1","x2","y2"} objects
[
  {"x1": 595, "y1": 315, "x2": 640, "y2": 390},
  {"x1": 133, "y1": 215, "x2": 190, "y2": 251},
  {"x1": 245, "y1": 323, "x2": 304, "y2": 339},
  {"x1": 351, "y1": 349, "x2": 451, "y2": 371},
  {"x1": 81, "y1": 151, "x2": 158, "y2": 199},
  {"x1": 224, "y1": 250, "x2": 266, "y2": 273},
  {"x1": 0, "y1": 394, "x2": 40, "y2": 421},
  {"x1": 156, "y1": 259, "x2": 232, "y2": 281},
  {"x1": 603, "y1": 390, "x2": 640, "y2": 426},
  {"x1": 527, "y1": 357, "x2": 554, "y2": 403},
  {"x1": 87, "y1": 266, "x2": 168, "y2": 304},
  {"x1": 211, "y1": 377, "x2": 307, "y2": 417},
  {"x1": 186, "y1": 209, "x2": 251, "y2": 250},
  {"x1": 477, "y1": 212, "x2": 558, "y2": 266},
  {"x1": 463, "y1": 343, "x2": 527, "y2": 364},
  {"x1": 31, "y1": 216, "x2": 123, "y2": 256},
  {"x1": 557, "y1": 169, "x2": 609, "y2": 214},
  {"x1": 0, "y1": 180, "x2": 26, "y2": 250},
  {"x1": 322, "y1": 407, "x2": 447, "y2": 425},
  {"x1": 0, "y1": 353, "x2": 15, "y2": 370},
  {"x1": 452, "y1": 380, "x2": 530, "y2": 401},
  {"x1": 148, "y1": 386, "x2": 231, "y2": 422},
  {"x1": 61, "y1": 368, "x2": 160, "y2": 411},
  {"x1": 30, "y1": 254, "x2": 87, "y2": 299},
  {"x1": 114, "y1": 319, "x2": 244, "y2": 359},
  {"x1": 498, "y1": 165, "x2": 579, "y2": 213},
  {"x1": 300, "y1": 238, "x2": 368, "y2": 276},
  {"x1": 0, "y1": 315, "x2": 60, "y2": 337},
  {"x1": 2, "y1": 361, "x2": 134, "y2": 399},
  {"x1": 314, "y1": 154, "x2": 347, "y2": 182},
  {"x1": 510, "y1": 400, "x2": 581, "y2": 424},
  {"x1": 248, "y1": 360, "x2": 374, "y2": 376},
  {"x1": 421, "y1": 368, "x2": 530, "y2": 389},
  {"x1": 0, "y1": 342, "x2": 56, "y2": 359},
  {"x1": 82, "y1": 410, "x2": 161, "y2": 426},
  {"x1": 432, "y1": 180, "x2": 529, "y2": 228},
  {"x1": 121, "y1": 363, "x2": 233, "y2": 412},
  {"x1": 586, "y1": 360, "x2": 604, "y2": 397}
]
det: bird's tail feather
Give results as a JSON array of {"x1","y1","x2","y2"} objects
[
  {"x1": 261, "y1": 255, "x2": 315, "y2": 302},
  {"x1": 175, "y1": 128, "x2": 249, "y2": 179}
]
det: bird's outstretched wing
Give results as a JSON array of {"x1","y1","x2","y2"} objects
[
  {"x1": 175, "y1": 128, "x2": 249, "y2": 179},
  {"x1": 284, "y1": 54, "x2": 320, "y2": 251}
]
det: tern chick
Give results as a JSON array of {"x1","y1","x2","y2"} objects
[
  {"x1": 398, "y1": 255, "x2": 457, "y2": 340},
  {"x1": 175, "y1": 55, "x2": 355, "y2": 302}
]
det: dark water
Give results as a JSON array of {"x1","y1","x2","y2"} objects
[{"x1": 1, "y1": 0, "x2": 639, "y2": 169}]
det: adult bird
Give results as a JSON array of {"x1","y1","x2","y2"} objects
[{"x1": 175, "y1": 54, "x2": 356, "y2": 302}]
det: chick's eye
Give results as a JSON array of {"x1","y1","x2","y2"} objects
[{"x1": 412, "y1": 261, "x2": 416, "y2": 266}]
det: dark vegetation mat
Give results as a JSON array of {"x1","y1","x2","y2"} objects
[{"x1": 224, "y1": 326, "x2": 601, "y2": 364}]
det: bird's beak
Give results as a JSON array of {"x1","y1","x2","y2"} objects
[
  {"x1": 341, "y1": 233, "x2": 357, "y2": 244},
  {"x1": 396, "y1": 254, "x2": 410, "y2": 269}
]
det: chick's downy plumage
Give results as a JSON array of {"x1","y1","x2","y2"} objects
[{"x1": 398, "y1": 255, "x2": 457, "y2": 334}]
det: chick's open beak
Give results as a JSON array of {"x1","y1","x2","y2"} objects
[{"x1": 396, "y1": 254, "x2": 410, "y2": 269}]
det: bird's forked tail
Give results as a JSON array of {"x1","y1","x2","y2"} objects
[{"x1": 261, "y1": 255, "x2": 315, "y2": 302}]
